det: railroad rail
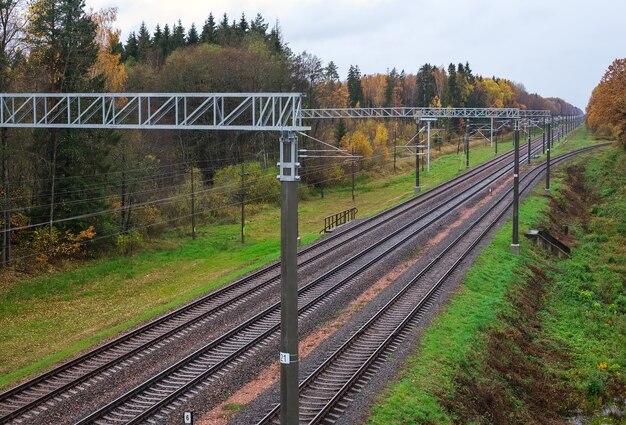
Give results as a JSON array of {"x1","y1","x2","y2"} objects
[
  {"x1": 257, "y1": 143, "x2": 607, "y2": 424},
  {"x1": 0, "y1": 128, "x2": 569, "y2": 424},
  {"x1": 70, "y1": 137, "x2": 553, "y2": 425}
]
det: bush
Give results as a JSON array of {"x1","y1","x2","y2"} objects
[
  {"x1": 116, "y1": 229, "x2": 143, "y2": 256},
  {"x1": 30, "y1": 225, "x2": 96, "y2": 264}
]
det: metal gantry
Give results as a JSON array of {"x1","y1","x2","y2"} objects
[
  {"x1": 0, "y1": 93, "x2": 308, "y2": 131},
  {"x1": 303, "y1": 106, "x2": 527, "y2": 120}
]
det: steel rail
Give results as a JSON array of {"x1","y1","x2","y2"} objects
[
  {"x1": 0, "y1": 132, "x2": 545, "y2": 423},
  {"x1": 257, "y1": 143, "x2": 607, "y2": 424},
  {"x1": 73, "y1": 137, "x2": 552, "y2": 425}
]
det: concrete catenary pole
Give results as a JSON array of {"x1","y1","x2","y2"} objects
[
  {"x1": 279, "y1": 131, "x2": 299, "y2": 424},
  {"x1": 511, "y1": 120, "x2": 520, "y2": 255}
]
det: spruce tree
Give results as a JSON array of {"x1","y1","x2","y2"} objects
[
  {"x1": 238, "y1": 12, "x2": 249, "y2": 35},
  {"x1": 250, "y1": 13, "x2": 268, "y2": 36},
  {"x1": 444, "y1": 63, "x2": 458, "y2": 107},
  {"x1": 136, "y1": 21, "x2": 151, "y2": 61},
  {"x1": 172, "y1": 20, "x2": 185, "y2": 49},
  {"x1": 153, "y1": 24, "x2": 163, "y2": 46},
  {"x1": 416, "y1": 63, "x2": 437, "y2": 107},
  {"x1": 187, "y1": 23, "x2": 199, "y2": 45},
  {"x1": 161, "y1": 24, "x2": 172, "y2": 55},
  {"x1": 217, "y1": 13, "x2": 230, "y2": 45},
  {"x1": 124, "y1": 31, "x2": 138, "y2": 61},
  {"x1": 325, "y1": 61, "x2": 340, "y2": 83},
  {"x1": 347, "y1": 65, "x2": 364, "y2": 107},
  {"x1": 201, "y1": 13, "x2": 217, "y2": 43},
  {"x1": 385, "y1": 68, "x2": 398, "y2": 107}
]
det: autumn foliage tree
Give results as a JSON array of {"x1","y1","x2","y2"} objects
[{"x1": 586, "y1": 58, "x2": 626, "y2": 148}]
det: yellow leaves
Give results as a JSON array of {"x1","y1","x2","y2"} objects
[
  {"x1": 430, "y1": 96, "x2": 442, "y2": 108},
  {"x1": 90, "y1": 7, "x2": 127, "y2": 91},
  {"x1": 341, "y1": 130, "x2": 373, "y2": 159},
  {"x1": 586, "y1": 58, "x2": 626, "y2": 145},
  {"x1": 94, "y1": 50, "x2": 127, "y2": 92},
  {"x1": 373, "y1": 123, "x2": 390, "y2": 161}
]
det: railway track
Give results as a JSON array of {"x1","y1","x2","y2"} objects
[
  {"x1": 67, "y1": 137, "x2": 560, "y2": 425},
  {"x1": 0, "y1": 129, "x2": 564, "y2": 424},
  {"x1": 257, "y1": 144, "x2": 607, "y2": 424}
]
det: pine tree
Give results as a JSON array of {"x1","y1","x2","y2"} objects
[
  {"x1": 347, "y1": 65, "x2": 363, "y2": 107},
  {"x1": 335, "y1": 121, "x2": 347, "y2": 145},
  {"x1": 187, "y1": 23, "x2": 199, "y2": 45},
  {"x1": 201, "y1": 13, "x2": 216, "y2": 43}
]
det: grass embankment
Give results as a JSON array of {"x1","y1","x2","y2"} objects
[
  {"x1": 367, "y1": 132, "x2": 625, "y2": 424},
  {"x1": 0, "y1": 134, "x2": 513, "y2": 389}
]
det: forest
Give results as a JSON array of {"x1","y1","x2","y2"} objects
[{"x1": 0, "y1": 0, "x2": 582, "y2": 271}]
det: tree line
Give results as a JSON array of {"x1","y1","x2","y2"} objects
[
  {"x1": 586, "y1": 58, "x2": 626, "y2": 149},
  {"x1": 0, "y1": 0, "x2": 582, "y2": 271}
]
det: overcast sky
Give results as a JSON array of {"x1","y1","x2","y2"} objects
[{"x1": 84, "y1": 0, "x2": 625, "y2": 110}]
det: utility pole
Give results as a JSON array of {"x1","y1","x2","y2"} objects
[
  {"x1": 511, "y1": 119, "x2": 520, "y2": 255},
  {"x1": 1, "y1": 128, "x2": 9, "y2": 268},
  {"x1": 495, "y1": 124, "x2": 498, "y2": 155},
  {"x1": 415, "y1": 121, "x2": 420, "y2": 193},
  {"x1": 351, "y1": 146, "x2": 355, "y2": 201},
  {"x1": 546, "y1": 119, "x2": 552, "y2": 194},
  {"x1": 279, "y1": 130, "x2": 299, "y2": 425},
  {"x1": 191, "y1": 163, "x2": 196, "y2": 240},
  {"x1": 241, "y1": 158, "x2": 245, "y2": 244},
  {"x1": 542, "y1": 117, "x2": 546, "y2": 154},
  {"x1": 393, "y1": 120, "x2": 397, "y2": 172},
  {"x1": 465, "y1": 120, "x2": 470, "y2": 168},
  {"x1": 527, "y1": 123, "x2": 531, "y2": 165}
]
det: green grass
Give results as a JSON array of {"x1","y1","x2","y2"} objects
[
  {"x1": 541, "y1": 147, "x2": 626, "y2": 415},
  {"x1": 0, "y1": 132, "x2": 516, "y2": 388},
  {"x1": 367, "y1": 174, "x2": 549, "y2": 424},
  {"x1": 366, "y1": 132, "x2": 624, "y2": 424}
]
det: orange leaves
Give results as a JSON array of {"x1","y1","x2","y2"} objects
[
  {"x1": 31, "y1": 225, "x2": 96, "y2": 264},
  {"x1": 586, "y1": 58, "x2": 626, "y2": 146},
  {"x1": 90, "y1": 7, "x2": 127, "y2": 91}
]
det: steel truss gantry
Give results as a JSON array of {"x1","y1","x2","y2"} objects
[
  {"x1": 301, "y1": 107, "x2": 551, "y2": 176},
  {"x1": 0, "y1": 93, "x2": 309, "y2": 131},
  {"x1": 303, "y1": 107, "x2": 524, "y2": 120}
]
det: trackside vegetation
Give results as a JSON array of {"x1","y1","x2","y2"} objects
[{"x1": 367, "y1": 131, "x2": 625, "y2": 424}]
